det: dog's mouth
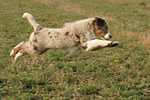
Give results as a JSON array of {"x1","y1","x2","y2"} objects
[
  {"x1": 101, "y1": 36, "x2": 109, "y2": 41},
  {"x1": 100, "y1": 33, "x2": 112, "y2": 41}
]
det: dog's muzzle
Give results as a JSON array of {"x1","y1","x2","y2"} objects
[{"x1": 101, "y1": 32, "x2": 112, "y2": 40}]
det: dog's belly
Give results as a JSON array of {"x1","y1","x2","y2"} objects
[
  {"x1": 46, "y1": 34, "x2": 80, "y2": 50},
  {"x1": 31, "y1": 28, "x2": 80, "y2": 52}
]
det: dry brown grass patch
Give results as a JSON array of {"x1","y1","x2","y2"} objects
[
  {"x1": 33, "y1": 0, "x2": 108, "y2": 18},
  {"x1": 33, "y1": 0, "x2": 86, "y2": 15},
  {"x1": 138, "y1": 33, "x2": 150, "y2": 50},
  {"x1": 115, "y1": 30, "x2": 150, "y2": 51},
  {"x1": 108, "y1": 0, "x2": 142, "y2": 4}
]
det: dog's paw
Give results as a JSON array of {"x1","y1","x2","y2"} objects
[{"x1": 108, "y1": 41, "x2": 119, "y2": 47}]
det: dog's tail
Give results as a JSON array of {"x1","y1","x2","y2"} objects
[{"x1": 22, "y1": 13, "x2": 43, "y2": 31}]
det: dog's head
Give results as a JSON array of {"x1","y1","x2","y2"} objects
[{"x1": 93, "y1": 17, "x2": 112, "y2": 40}]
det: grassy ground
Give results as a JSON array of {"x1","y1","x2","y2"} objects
[{"x1": 0, "y1": 0, "x2": 150, "y2": 99}]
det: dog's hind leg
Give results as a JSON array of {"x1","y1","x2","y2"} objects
[
  {"x1": 14, "y1": 48, "x2": 28, "y2": 63},
  {"x1": 10, "y1": 41, "x2": 25, "y2": 56}
]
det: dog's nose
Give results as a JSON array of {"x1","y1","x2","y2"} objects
[{"x1": 109, "y1": 35, "x2": 112, "y2": 39}]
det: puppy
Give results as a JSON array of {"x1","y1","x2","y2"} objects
[{"x1": 10, "y1": 13, "x2": 119, "y2": 62}]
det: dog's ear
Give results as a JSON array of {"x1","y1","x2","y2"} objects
[{"x1": 93, "y1": 17, "x2": 106, "y2": 28}]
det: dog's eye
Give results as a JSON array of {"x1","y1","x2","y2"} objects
[{"x1": 102, "y1": 29, "x2": 108, "y2": 34}]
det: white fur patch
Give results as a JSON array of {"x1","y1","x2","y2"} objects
[
  {"x1": 10, "y1": 50, "x2": 14, "y2": 56},
  {"x1": 86, "y1": 40, "x2": 112, "y2": 51},
  {"x1": 85, "y1": 31, "x2": 93, "y2": 40},
  {"x1": 104, "y1": 32, "x2": 112, "y2": 40},
  {"x1": 22, "y1": 13, "x2": 32, "y2": 18},
  {"x1": 14, "y1": 52, "x2": 23, "y2": 62}
]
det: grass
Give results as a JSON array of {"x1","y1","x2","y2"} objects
[{"x1": 0, "y1": 0, "x2": 150, "y2": 99}]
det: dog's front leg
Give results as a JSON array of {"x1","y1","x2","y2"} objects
[{"x1": 86, "y1": 39, "x2": 119, "y2": 51}]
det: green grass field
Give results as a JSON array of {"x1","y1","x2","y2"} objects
[{"x1": 0, "y1": 0, "x2": 150, "y2": 99}]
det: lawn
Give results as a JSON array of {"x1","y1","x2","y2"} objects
[{"x1": 0, "y1": 0, "x2": 149, "y2": 99}]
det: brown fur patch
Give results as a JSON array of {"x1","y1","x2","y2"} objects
[
  {"x1": 65, "y1": 31, "x2": 69, "y2": 35},
  {"x1": 34, "y1": 32, "x2": 38, "y2": 35},
  {"x1": 37, "y1": 26, "x2": 43, "y2": 30},
  {"x1": 75, "y1": 34, "x2": 80, "y2": 39},
  {"x1": 33, "y1": 38, "x2": 38, "y2": 43},
  {"x1": 33, "y1": 45, "x2": 38, "y2": 50},
  {"x1": 75, "y1": 34, "x2": 80, "y2": 43},
  {"x1": 13, "y1": 47, "x2": 21, "y2": 54},
  {"x1": 30, "y1": 41, "x2": 32, "y2": 45},
  {"x1": 20, "y1": 48, "x2": 28, "y2": 55},
  {"x1": 94, "y1": 29, "x2": 106, "y2": 37}
]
